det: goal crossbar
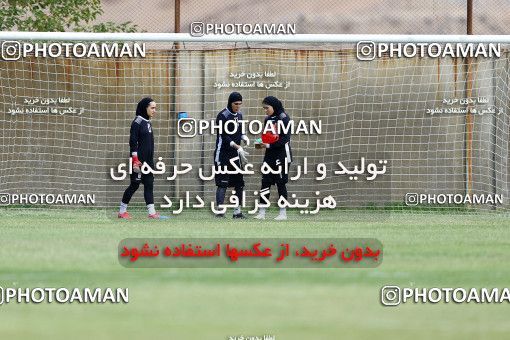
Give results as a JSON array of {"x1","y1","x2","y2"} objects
[{"x1": 2, "y1": 32, "x2": 510, "y2": 44}]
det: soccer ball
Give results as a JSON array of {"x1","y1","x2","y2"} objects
[{"x1": 261, "y1": 131, "x2": 279, "y2": 144}]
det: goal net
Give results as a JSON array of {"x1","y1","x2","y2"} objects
[{"x1": 0, "y1": 33, "x2": 509, "y2": 214}]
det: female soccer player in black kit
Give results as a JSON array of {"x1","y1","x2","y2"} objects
[
  {"x1": 213, "y1": 92, "x2": 250, "y2": 218},
  {"x1": 254, "y1": 96, "x2": 293, "y2": 220},
  {"x1": 118, "y1": 97, "x2": 164, "y2": 219}
]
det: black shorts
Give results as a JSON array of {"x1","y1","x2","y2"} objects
[
  {"x1": 130, "y1": 171, "x2": 154, "y2": 185},
  {"x1": 214, "y1": 163, "x2": 245, "y2": 188},
  {"x1": 261, "y1": 159, "x2": 289, "y2": 185},
  {"x1": 262, "y1": 172, "x2": 288, "y2": 186}
]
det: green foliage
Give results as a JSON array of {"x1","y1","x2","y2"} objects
[{"x1": 0, "y1": 0, "x2": 140, "y2": 32}]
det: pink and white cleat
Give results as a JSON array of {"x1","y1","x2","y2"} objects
[
  {"x1": 118, "y1": 212, "x2": 131, "y2": 219},
  {"x1": 148, "y1": 213, "x2": 169, "y2": 220}
]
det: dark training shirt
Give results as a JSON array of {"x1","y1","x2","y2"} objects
[{"x1": 129, "y1": 115, "x2": 155, "y2": 167}]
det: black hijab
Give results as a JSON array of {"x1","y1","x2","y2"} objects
[
  {"x1": 262, "y1": 96, "x2": 285, "y2": 115},
  {"x1": 136, "y1": 97, "x2": 154, "y2": 119},
  {"x1": 227, "y1": 92, "x2": 242, "y2": 112}
]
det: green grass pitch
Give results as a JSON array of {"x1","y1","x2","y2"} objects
[{"x1": 1, "y1": 209, "x2": 509, "y2": 339}]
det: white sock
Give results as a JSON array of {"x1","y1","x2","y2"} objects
[
  {"x1": 258, "y1": 207, "x2": 266, "y2": 216},
  {"x1": 233, "y1": 206, "x2": 241, "y2": 215},
  {"x1": 147, "y1": 204, "x2": 156, "y2": 215},
  {"x1": 279, "y1": 208, "x2": 286, "y2": 216},
  {"x1": 119, "y1": 202, "x2": 128, "y2": 214}
]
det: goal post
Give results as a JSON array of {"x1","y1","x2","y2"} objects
[{"x1": 0, "y1": 32, "x2": 509, "y2": 213}]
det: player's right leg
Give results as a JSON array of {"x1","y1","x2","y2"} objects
[
  {"x1": 274, "y1": 179, "x2": 288, "y2": 221},
  {"x1": 231, "y1": 173, "x2": 246, "y2": 219},
  {"x1": 254, "y1": 176, "x2": 273, "y2": 220},
  {"x1": 119, "y1": 175, "x2": 141, "y2": 219},
  {"x1": 214, "y1": 168, "x2": 229, "y2": 218}
]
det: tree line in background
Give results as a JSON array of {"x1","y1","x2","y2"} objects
[{"x1": 0, "y1": 0, "x2": 139, "y2": 32}]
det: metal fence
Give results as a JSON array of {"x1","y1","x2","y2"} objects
[{"x1": 96, "y1": 0, "x2": 510, "y2": 35}]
